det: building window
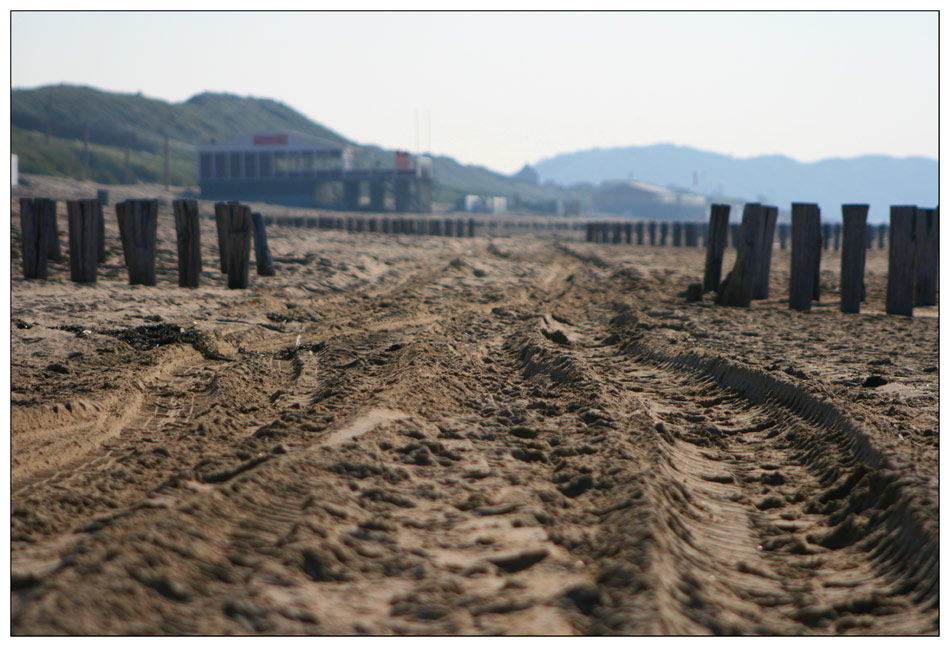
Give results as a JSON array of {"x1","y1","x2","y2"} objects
[
  {"x1": 301, "y1": 151, "x2": 314, "y2": 175},
  {"x1": 259, "y1": 152, "x2": 273, "y2": 178},
  {"x1": 244, "y1": 152, "x2": 257, "y2": 179},
  {"x1": 230, "y1": 152, "x2": 242, "y2": 179},
  {"x1": 214, "y1": 153, "x2": 227, "y2": 179},
  {"x1": 288, "y1": 152, "x2": 301, "y2": 177},
  {"x1": 274, "y1": 152, "x2": 287, "y2": 176},
  {"x1": 200, "y1": 153, "x2": 212, "y2": 179}
]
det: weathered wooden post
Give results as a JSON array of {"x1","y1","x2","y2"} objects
[
  {"x1": 777, "y1": 222, "x2": 789, "y2": 250},
  {"x1": 115, "y1": 199, "x2": 158, "y2": 285},
  {"x1": 789, "y1": 203, "x2": 821, "y2": 311},
  {"x1": 672, "y1": 222, "x2": 682, "y2": 247},
  {"x1": 214, "y1": 202, "x2": 231, "y2": 272},
  {"x1": 717, "y1": 203, "x2": 765, "y2": 307},
  {"x1": 840, "y1": 204, "x2": 868, "y2": 314},
  {"x1": 886, "y1": 206, "x2": 917, "y2": 316},
  {"x1": 833, "y1": 223, "x2": 842, "y2": 251},
  {"x1": 93, "y1": 198, "x2": 106, "y2": 263},
  {"x1": 878, "y1": 224, "x2": 887, "y2": 249},
  {"x1": 635, "y1": 221, "x2": 644, "y2": 245},
  {"x1": 648, "y1": 221, "x2": 656, "y2": 246},
  {"x1": 97, "y1": 189, "x2": 109, "y2": 206},
  {"x1": 457, "y1": 218, "x2": 466, "y2": 238},
  {"x1": 44, "y1": 199, "x2": 62, "y2": 262},
  {"x1": 703, "y1": 204, "x2": 730, "y2": 293},
  {"x1": 752, "y1": 205, "x2": 778, "y2": 299},
  {"x1": 914, "y1": 207, "x2": 937, "y2": 307},
  {"x1": 251, "y1": 212, "x2": 275, "y2": 277},
  {"x1": 813, "y1": 216, "x2": 823, "y2": 301},
  {"x1": 225, "y1": 204, "x2": 252, "y2": 289},
  {"x1": 729, "y1": 223, "x2": 740, "y2": 249},
  {"x1": 66, "y1": 199, "x2": 100, "y2": 283},
  {"x1": 19, "y1": 198, "x2": 52, "y2": 279},
  {"x1": 866, "y1": 224, "x2": 875, "y2": 250},
  {"x1": 624, "y1": 222, "x2": 633, "y2": 244},
  {"x1": 684, "y1": 222, "x2": 698, "y2": 247},
  {"x1": 173, "y1": 199, "x2": 202, "y2": 288},
  {"x1": 468, "y1": 218, "x2": 475, "y2": 237},
  {"x1": 612, "y1": 222, "x2": 622, "y2": 244},
  {"x1": 659, "y1": 222, "x2": 669, "y2": 246},
  {"x1": 821, "y1": 223, "x2": 831, "y2": 250}
]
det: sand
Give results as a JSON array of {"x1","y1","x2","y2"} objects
[{"x1": 10, "y1": 176, "x2": 938, "y2": 635}]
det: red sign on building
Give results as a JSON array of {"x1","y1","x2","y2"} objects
[{"x1": 253, "y1": 134, "x2": 289, "y2": 146}]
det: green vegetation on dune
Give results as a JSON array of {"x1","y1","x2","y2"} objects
[{"x1": 13, "y1": 127, "x2": 195, "y2": 186}]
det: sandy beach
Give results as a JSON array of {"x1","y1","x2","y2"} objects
[{"x1": 10, "y1": 176, "x2": 938, "y2": 635}]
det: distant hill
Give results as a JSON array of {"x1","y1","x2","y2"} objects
[
  {"x1": 534, "y1": 144, "x2": 937, "y2": 222},
  {"x1": 11, "y1": 84, "x2": 582, "y2": 207}
]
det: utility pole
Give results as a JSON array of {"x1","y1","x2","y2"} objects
[
  {"x1": 124, "y1": 133, "x2": 132, "y2": 184},
  {"x1": 82, "y1": 121, "x2": 90, "y2": 181},
  {"x1": 164, "y1": 135, "x2": 170, "y2": 189}
]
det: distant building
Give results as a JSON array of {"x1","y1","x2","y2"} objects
[
  {"x1": 593, "y1": 180, "x2": 706, "y2": 220},
  {"x1": 465, "y1": 195, "x2": 507, "y2": 214},
  {"x1": 197, "y1": 132, "x2": 431, "y2": 212}
]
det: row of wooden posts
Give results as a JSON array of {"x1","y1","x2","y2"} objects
[
  {"x1": 704, "y1": 203, "x2": 938, "y2": 316},
  {"x1": 260, "y1": 213, "x2": 479, "y2": 238},
  {"x1": 584, "y1": 219, "x2": 891, "y2": 251},
  {"x1": 18, "y1": 198, "x2": 275, "y2": 290}
]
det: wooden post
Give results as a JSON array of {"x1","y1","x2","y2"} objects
[
  {"x1": 778, "y1": 222, "x2": 789, "y2": 250},
  {"x1": 95, "y1": 199, "x2": 106, "y2": 263},
  {"x1": 822, "y1": 223, "x2": 831, "y2": 250},
  {"x1": 833, "y1": 223, "x2": 841, "y2": 251},
  {"x1": 789, "y1": 203, "x2": 821, "y2": 311},
  {"x1": 44, "y1": 199, "x2": 62, "y2": 262},
  {"x1": 729, "y1": 223, "x2": 740, "y2": 248},
  {"x1": 173, "y1": 199, "x2": 201, "y2": 287},
  {"x1": 717, "y1": 203, "x2": 765, "y2": 307},
  {"x1": 840, "y1": 204, "x2": 868, "y2": 313},
  {"x1": 225, "y1": 204, "x2": 252, "y2": 289},
  {"x1": 19, "y1": 198, "x2": 52, "y2": 279},
  {"x1": 648, "y1": 221, "x2": 656, "y2": 246},
  {"x1": 251, "y1": 212, "x2": 275, "y2": 276},
  {"x1": 66, "y1": 199, "x2": 100, "y2": 283},
  {"x1": 752, "y1": 205, "x2": 778, "y2": 299},
  {"x1": 659, "y1": 222, "x2": 668, "y2": 246},
  {"x1": 468, "y1": 218, "x2": 475, "y2": 237},
  {"x1": 703, "y1": 204, "x2": 730, "y2": 293},
  {"x1": 672, "y1": 222, "x2": 682, "y2": 247},
  {"x1": 612, "y1": 222, "x2": 622, "y2": 244},
  {"x1": 878, "y1": 224, "x2": 887, "y2": 249},
  {"x1": 623, "y1": 222, "x2": 632, "y2": 244},
  {"x1": 886, "y1": 206, "x2": 917, "y2": 316},
  {"x1": 866, "y1": 224, "x2": 875, "y2": 250},
  {"x1": 635, "y1": 221, "x2": 644, "y2": 245},
  {"x1": 115, "y1": 199, "x2": 158, "y2": 285},
  {"x1": 684, "y1": 222, "x2": 698, "y2": 247},
  {"x1": 97, "y1": 189, "x2": 109, "y2": 206},
  {"x1": 914, "y1": 207, "x2": 938, "y2": 307},
  {"x1": 813, "y1": 215, "x2": 823, "y2": 301},
  {"x1": 214, "y1": 202, "x2": 231, "y2": 272}
]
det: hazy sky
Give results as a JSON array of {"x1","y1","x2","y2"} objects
[{"x1": 11, "y1": 10, "x2": 938, "y2": 175}]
